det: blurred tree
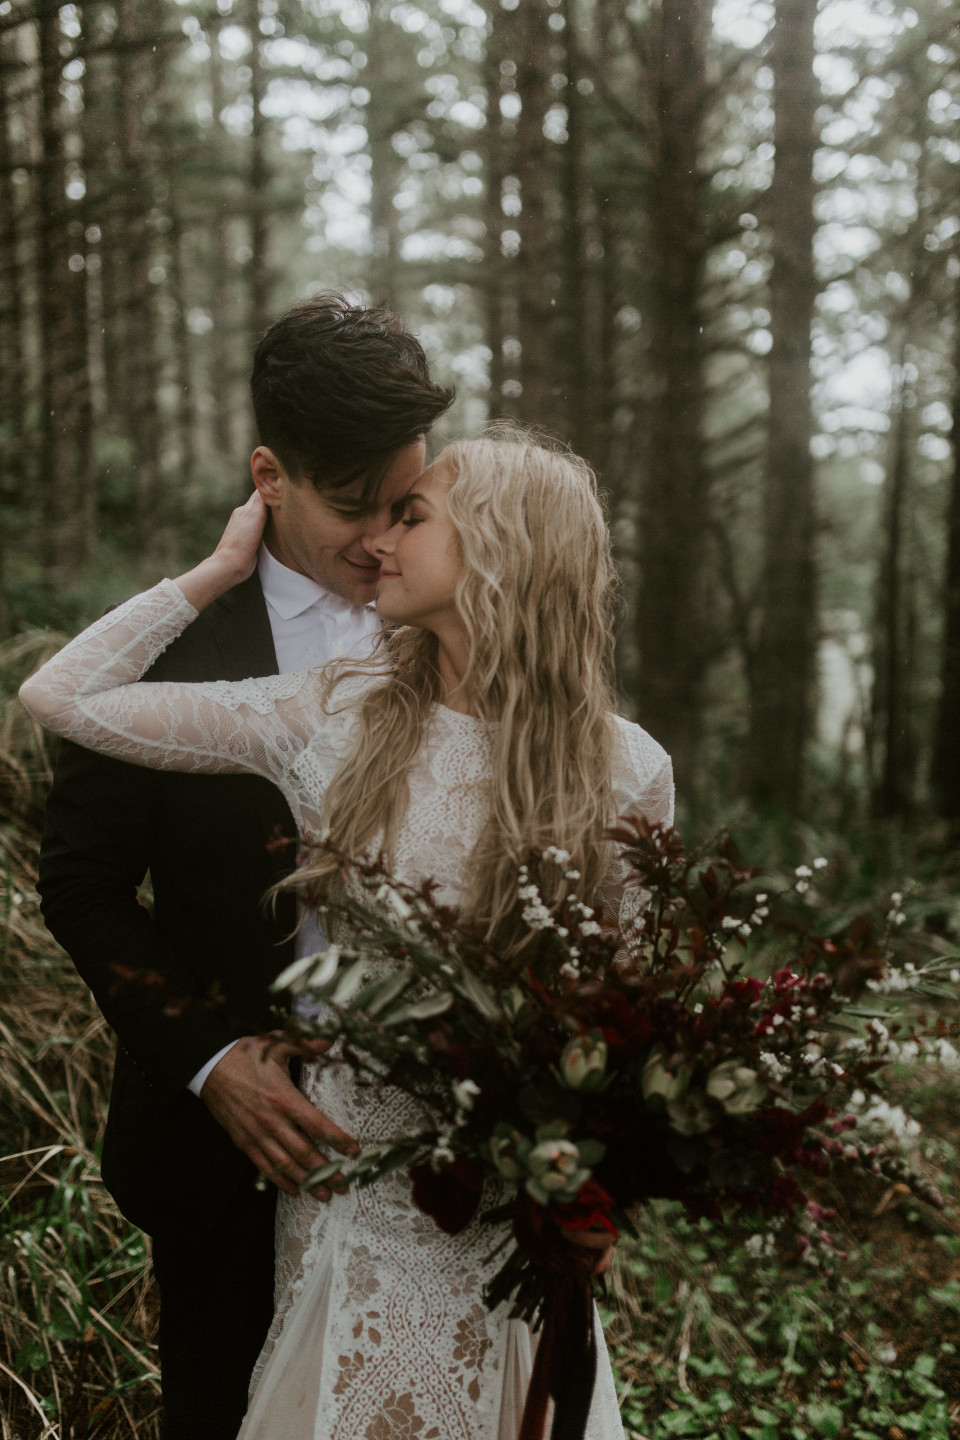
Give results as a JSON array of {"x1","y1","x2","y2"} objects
[
  {"x1": 634, "y1": 0, "x2": 712, "y2": 784},
  {"x1": 37, "y1": 0, "x2": 92, "y2": 585},
  {"x1": 115, "y1": 0, "x2": 164, "y2": 561},
  {"x1": 746, "y1": 0, "x2": 819, "y2": 810},
  {"x1": 933, "y1": 302, "x2": 960, "y2": 821}
]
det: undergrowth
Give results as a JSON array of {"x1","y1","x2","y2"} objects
[{"x1": 1, "y1": 631, "x2": 959, "y2": 1437}]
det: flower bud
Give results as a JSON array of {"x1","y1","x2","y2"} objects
[
  {"x1": 559, "y1": 1030, "x2": 608, "y2": 1093},
  {"x1": 641, "y1": 1052, "x2": 690, "y2": 1106},
  {"x1": 705, "y1": 1060, "x2": 766, "y2": 1116}
]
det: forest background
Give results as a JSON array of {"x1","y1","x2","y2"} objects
[{"x1": 1, "y1": 0, "x2": 960, "y2": 1435}]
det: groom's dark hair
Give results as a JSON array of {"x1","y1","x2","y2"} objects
[{"x1": 250, "y1": 293, "x2": 453, "y2": 503}]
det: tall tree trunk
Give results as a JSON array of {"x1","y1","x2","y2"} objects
[
  {"x1": 0, "y1": 29, "x2": 25, "y2": 464},
  {"x1": 560, "y1": 0, "x2": 587, "y2": 455},
  {"x1": 245, "y1": 0, "x2": 270, "y2": 341},
  {"x1": 366, "y1": 0, "x2": 400, "y2": 309},
  {"x1": 482, "y1": 0, "x2": 507, "y2": 416},
  {"x1": 207, "y1": 19, "x2": 237, "y2": 462},
  {"x1": 115, "y1": 0, "x2": 163, "y2": 562},
  {"x1": 747, "y1": 0, "x2": 819, "y2": 809},
  {"x1": 514, "y1": 0, "x2": 555, "y2": 430},
  {"x1": 634, "y1": 0, "x2": 711, "y2": 781},
  {"x1": 37, "y1": 3, "x2": 89, "y2": 587},
  {"x1": 872, "y1": 341, "x2": 916, "y2": 819},
  {"x1": 932, "y1": 302, "x2": 960, "y2": 820}
]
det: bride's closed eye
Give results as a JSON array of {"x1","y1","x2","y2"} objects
[{"x1": 401, "y1": 514, "x2": 424, "y2": 528}]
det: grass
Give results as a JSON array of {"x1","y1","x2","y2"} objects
[{"x1": 1, "y1": 633, "x2": 959, "y2": 1437}]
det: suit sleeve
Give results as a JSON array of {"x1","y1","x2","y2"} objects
[{"x1": 37, "y1": 744, "x2": 248, "y2": 1102}]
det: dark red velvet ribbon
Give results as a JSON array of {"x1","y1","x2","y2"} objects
[{"x1": 518, "y1": 1268, "x2": 597, "y2": 1440}]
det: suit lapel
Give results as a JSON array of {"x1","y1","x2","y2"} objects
[{"x1": 206, "y1": 571, "x2": 279, "y2": 681}]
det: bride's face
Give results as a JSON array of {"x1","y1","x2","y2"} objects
[{"x1": 371, "y1": 460, "x2": 463, "y2": 631}]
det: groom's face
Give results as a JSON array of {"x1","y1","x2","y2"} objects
[{"x1": 254, "y1": 438, "x2": 426, "y2": 604}]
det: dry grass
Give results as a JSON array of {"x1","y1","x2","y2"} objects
[{"x1": 0, "y1": 634, "x2": 161, "y2": 1439}]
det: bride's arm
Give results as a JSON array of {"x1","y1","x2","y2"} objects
[{"x1": 19, "y1": 496, "x2": 325, "y2": 782}]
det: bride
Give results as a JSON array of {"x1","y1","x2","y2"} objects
[{"x1": 21, "y1": 428, "x2": 673, "y2": 1439}]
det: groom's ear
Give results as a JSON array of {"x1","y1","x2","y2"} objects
[{"x1": 251, "y1": 446, "x2": 291, "y2": 507}]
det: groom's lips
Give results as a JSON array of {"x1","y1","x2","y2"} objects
[{"x1": 344, "y1": 558, "x2": 380, "y2": 575}]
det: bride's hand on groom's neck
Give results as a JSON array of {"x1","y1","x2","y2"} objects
[{"x1": 174, "y1": 492, "x2": 268, "y2": 611}]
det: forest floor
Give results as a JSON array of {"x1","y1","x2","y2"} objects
[{"x1": 2, "y1": 638, "x2": 960, "y2": 1438}]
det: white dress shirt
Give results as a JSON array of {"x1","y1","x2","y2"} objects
[{"x1": 188, "y1": 543, "x2": 380, "y2": 1096}]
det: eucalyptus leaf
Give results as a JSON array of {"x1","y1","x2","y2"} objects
[
  {"x1": 381, "y1": 991, "x2": 454, "y2": 1026},
  {"x1": 363, "y1": 964, "x2": 417, "y2": 1017},
  {"x1": 331, "y1": 957, "x2": 369, "y2": 1005}
]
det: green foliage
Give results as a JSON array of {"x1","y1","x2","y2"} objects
[{"x1": 605, "y1": 1200, "x2": 957, "y2": 1439}]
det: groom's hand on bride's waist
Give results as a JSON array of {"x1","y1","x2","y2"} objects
[{"x1": 200, "y1": 1035, "x2": 358, "y2": 1202}]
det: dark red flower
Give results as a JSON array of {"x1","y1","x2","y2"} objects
[
  {"x1": 409, "y1": 1156, "x2": 484, "y2": 1236},
  {"x1": 552, "y1": 1180, "x2": 619, "y2": 1236}
]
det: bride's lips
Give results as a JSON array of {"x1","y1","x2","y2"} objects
[{"x1": 377, "y1": 571, "x2": 400, "y2": 580}]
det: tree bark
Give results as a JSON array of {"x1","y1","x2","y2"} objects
[
  {"x1": 366, "y1": 0, "x2": 400, "y2": 309},
  {"x1": 207, "y1": 18, "x2": 237, "y2": 462},
  {"x1": 932, "y1": 302, "x2": 960, "y2": 820},
  {"x1": 245, "y1": 0, "x2": 270, "y2": 342},
  {"x1": 0, "y1": 27, "x2": 26, "y2": 468},
  {"x1": 634, "y1": 0, "x2": 711, "y2": 782},
  {"x1": 37, "y1": 1, "x2": 90, "y2": 587},
  {"x1": 482, "y1": 0, "x2": 507, "y2": 416},
  {"x1": 872, "y1": 339, "x2": 916, "y2": 819},
  {"x1": 115, "y1": 0, "x2": 163, "y2": 562},
  {"x1": 559, "y1": 0, "x2": 587, "y2": 455},
  {"x1": 514, "y1": 0, "x2": 556, "y2": 431},
  {"x1": 746, "y1": 0, "x2": 819, "y2": 809}
]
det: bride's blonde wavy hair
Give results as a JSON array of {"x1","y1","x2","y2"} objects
[{"x1": 290, "y1": 425, "x2": 619, "y2": 945}]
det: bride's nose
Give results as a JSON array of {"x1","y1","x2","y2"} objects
[{"x1": 367, "y1": 522, "x2": 400, "y2": 561}]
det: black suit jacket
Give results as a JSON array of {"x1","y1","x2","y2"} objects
[{"x1": 37, "y1": 573, "x2": 299, "y2": 1239}]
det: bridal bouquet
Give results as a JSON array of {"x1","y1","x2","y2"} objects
[{"x1": 273, "y1": 822, "x2": 956, "y2": 1440}]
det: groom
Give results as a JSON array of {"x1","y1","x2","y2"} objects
[{"x1": 37, "y1": 295, "x2": 453, "y2": 1440}]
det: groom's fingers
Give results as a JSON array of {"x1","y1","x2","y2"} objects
[
  {"x1": 285, "y1": 1086, "x2": 359, "y2": 1158},
  {"x1": 201, "y1": 1035, "x2": 356, "y2": 1200}
]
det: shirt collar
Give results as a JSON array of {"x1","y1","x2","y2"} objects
[{"x1": 257, "y1": 542, "x2": 375, "y2": 622}]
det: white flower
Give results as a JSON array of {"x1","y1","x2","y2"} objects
[
  {"x1": 559, "y1": 1031, "x2": 608, "y2": 1092},
  {"x1": 705, "y1": 1060, "x2": 766, "y2": 1115},
  {"x1": 890, "y1": 892, "x2": 903, "y2": 906},
  {"x1": 795, "y1": 880, "x2": 810, "y2": 895},
  {"x1": 931, "y1": 1038, "x2": 959, "y2": 1068},
  {"x1": 759, "y1": 1051, "x2": 787, "y2": 1082},
  {"x1": 721, "y1": 916, "x2": 741, "y2": 930},
  {"x1": 950, "y1": 970, "x2": 960, "y2": 984},
  {"x1": 739, "y1": 924, "x2": 752, "y2": 939},
  {"x1": 578, "y1": 919, "x2": 602, "y2": 937},
  {"x1": 755, "y1": 893, "x2": 768, "y2": 905},
  {"x1": 795, "y1": 865, "x2": 813, "y2": 879},
  {"x1": 452, "y1": 1078, "x2": 481, "y2": 1111},
  {"x1": 813, "y1": 857, "x2": 828, "y2": 870},
  {"x1": 543, "y1": 846, "x2": 571, "y2": 865}
]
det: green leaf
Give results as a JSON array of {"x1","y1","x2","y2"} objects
[
  {"x1": 380, "y1": 990, "x2": 453, "y2": 1025},
  {"x1": 805, "y1": 1401, "x2": 844, "y2": 1437},
  {"x1": 358, "y1": 963, "x2": 416, "y2": 1017}
]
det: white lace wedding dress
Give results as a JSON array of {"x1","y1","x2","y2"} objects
[{"x1": 21, "y1": 580, "x2": 675, "y2": 1440}]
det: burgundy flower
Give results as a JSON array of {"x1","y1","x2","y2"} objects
[{"x1": 410, "y1": 1156, "x2": 484, "y2": 1236}]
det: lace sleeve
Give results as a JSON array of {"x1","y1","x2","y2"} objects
[
  {"x1": 596, "y1": 717, "x2": 675, "y2": 932},
  {"x1": 18, "y1": 580, "x2": 349, "y2": 786}
]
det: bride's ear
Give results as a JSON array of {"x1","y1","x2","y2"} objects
[{"x1": 251, "y1": 447, "x2": 288, "y2": 507}]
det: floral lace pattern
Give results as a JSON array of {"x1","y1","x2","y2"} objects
[{"x1": 20, "y1": 582, "x2": 675, "y2": 1439}]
